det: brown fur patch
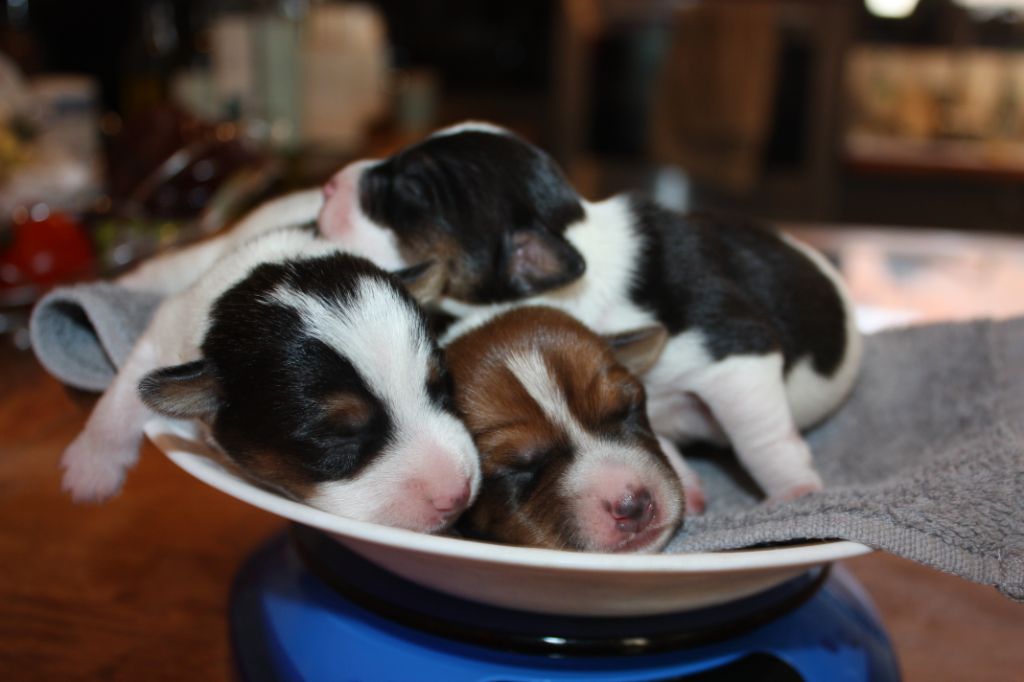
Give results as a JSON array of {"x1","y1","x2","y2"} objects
[{"x1": 242, "y1": 449, "x2": 318, "y2": 501}]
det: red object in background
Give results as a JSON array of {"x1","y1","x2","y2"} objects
[{"x1": 0, "y1": 211, "x2": 94, "y2": 290}]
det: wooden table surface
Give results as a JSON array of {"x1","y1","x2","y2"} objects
[{"x1": 2, "y1": 342, "x2": 1022, "y2": 681}]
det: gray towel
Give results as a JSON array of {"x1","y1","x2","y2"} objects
[
  {"x1": 669, "y1": 317, "x2": 1024, "y2": 601},
  {"x1": 30, "y1": 284, "x2": 1024, "y2": 600},
  {"x1": 30, "y1": 283, "x2": 163, "y2": 392}
]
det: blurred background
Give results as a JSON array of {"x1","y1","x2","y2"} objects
[{"x1": 2, "y1": 0, "x2": 1024, "y2": 348}]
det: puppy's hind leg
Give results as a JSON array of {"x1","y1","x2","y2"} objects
[
  {"x1": 689, "y1": 353, "x2": 823, "y2": 502},
  {"x1": 61, "y1": 337, "x2": 161, "y2": 502}
]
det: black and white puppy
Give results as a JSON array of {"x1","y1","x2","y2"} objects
[
  {"x1": 62, "y1": 227, "x2": 480, "y2": 532},
  {"x1": 319, "y1": 122, "x2": 863, "y2": 502}
]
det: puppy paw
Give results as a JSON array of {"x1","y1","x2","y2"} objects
[
  {"x1": 679, "y1": 471, "x2": 704, "y2": 512},
  {"x1": 765, "y1": 475, "x2": 823, "y2": 505},
  {"x1": 60, "y1": 435, "x2": 131, "y2": 503},
  {"x1": 682, "y1": 477, "x2": 707, "y2": 516},
  {"x1": 656, "y1": 435, "x2": 707, "y2": 515}
]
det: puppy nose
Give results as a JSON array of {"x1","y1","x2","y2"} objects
[
  {"x1": 432, "y1": 480, "x2": 472, "y2": 516},
  {"x1": 612, "y1": 488, "x2": 654, "y2": 533}
]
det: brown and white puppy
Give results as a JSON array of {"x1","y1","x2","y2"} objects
[{"x1": 445, "y1": 306, "x2": 686, "y2": 553}]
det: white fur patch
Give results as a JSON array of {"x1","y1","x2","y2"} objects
[{"x1": 430, "y1": 121, "x2": 510, "y2": 138}]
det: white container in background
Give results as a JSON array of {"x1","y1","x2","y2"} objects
[
  {"x1": 301, "y1": 3, "x2": 389, "y2": 151},
  {"x1": 2, "y1": 74, "x2": 103, "y2": 215},
  {"x1": 210, "y1": 14, "x2": 257, "y2": 119},
  {"x1": 30, "y1": 75, "x2": 99, "y2": 165},
  {"x1": 256, "y1": 13, "x2": 303, "y2": 150},
  {"x1": 171, "y1": 68, "x2": 220, "y2": 122}
]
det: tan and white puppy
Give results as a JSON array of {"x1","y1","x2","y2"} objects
[{"x1": 446, "y1": 306, "x2": 688, "y2": 553}]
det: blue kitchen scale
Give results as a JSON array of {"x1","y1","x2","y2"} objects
[{"x1": 229, "y1": 525, "x2": 900, "y2": 681}]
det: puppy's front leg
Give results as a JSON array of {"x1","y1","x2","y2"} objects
[
  {"x1": 689, "y1": 353, "x2": 823, "y2": 501},
  {"x1": 60, "y1": 334, "x2": 164, "y2": 502}
]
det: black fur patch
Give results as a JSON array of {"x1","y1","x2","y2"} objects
[
  {"x1": 358, "y1": 130, "x2": 586, "y2": 302},
  {"x1": 627, "y1": 197, "x2": 847, "y2": 375}
]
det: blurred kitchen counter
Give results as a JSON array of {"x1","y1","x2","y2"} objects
[{"x1": 1, "y1": 225, "x2": 1024, "y2": 680}]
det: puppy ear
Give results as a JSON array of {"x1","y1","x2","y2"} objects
[
  {"x1": 138, "y1": 359, "x2": 222, "y2": 418},
  {"x1": 393, "y1": 260, "x2": 446, "y2": 304},
  {"x1": 603, "y1": 325, "x2": 669, "y2": 376},
  {"x1": 505, "y1": 229, "x2": 585, "y2": 296}
]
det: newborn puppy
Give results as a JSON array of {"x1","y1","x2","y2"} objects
[
  {"x1": 322, "y1": 122, "x2": 862, "y2": 502},
  {"x1": 320, "y1": 122, "x2": 585, "y2": 303},
  {"x1": 446, "y1": 306, "x2": 685, "y2": 553},
  {"x1": 61, "y1": 227, "x2": 480, "y2": 532}
]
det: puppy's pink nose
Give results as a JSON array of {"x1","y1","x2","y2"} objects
[
  {"x1": 611, "y1": 488, "x2": 654, "y2": 533},
  {"x1": 432, "y1": 479, "x2": 472, "y2": 516}
]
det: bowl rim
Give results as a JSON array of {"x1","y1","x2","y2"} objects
[{"x1": 146, "y1": 417, "x2": 873, "y2": 574}]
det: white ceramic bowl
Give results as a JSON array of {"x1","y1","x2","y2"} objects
[{"x1": 145, "y1": 417, "x2": 871, "y2": 617}]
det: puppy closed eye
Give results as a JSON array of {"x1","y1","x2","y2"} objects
[
  {"x1": 511, "y1": 447, "x2": 551, "y2": 472},
  {"x1": 493, "y1": 448, "x2": 552, "y2": 499},
  {"x1": 601, "y1": 398, "x2": 637, "y2": 423},
  {"x1": 323, "y1": 392, "x2": 375, "y2": 432}
]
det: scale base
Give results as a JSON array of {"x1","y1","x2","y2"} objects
[{"x1": 230, "y1": 528, "x2": 900, "y2": 681}]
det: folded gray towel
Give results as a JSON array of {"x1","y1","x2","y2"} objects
[
  {"x1": 30, "y1": 284, "x2": 163, "y2": 392},
  {"x1": 669, "y1": 317, "x2": 1024, "y2": 601},
  {"x1": 30, "y1": 284, "x2": 1024, "y2": 599}
]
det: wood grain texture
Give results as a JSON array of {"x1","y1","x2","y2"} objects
[
  {"x1": 0, "y1": 344, "x2": 281, "y2": 681},
  {"x1": 1, "y1": 344, "x2": 1021, "y2": 681}
]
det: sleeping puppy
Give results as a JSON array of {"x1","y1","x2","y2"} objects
[
  {"x1": 61, "y1": 227, "x2": 480, "y2": 532},
  {"x1": 320, "y1": 122, "x2": 863, "y2": 502},
  {"x1": 445, "y1": 306, "x2": 685, "y2": 553}
]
